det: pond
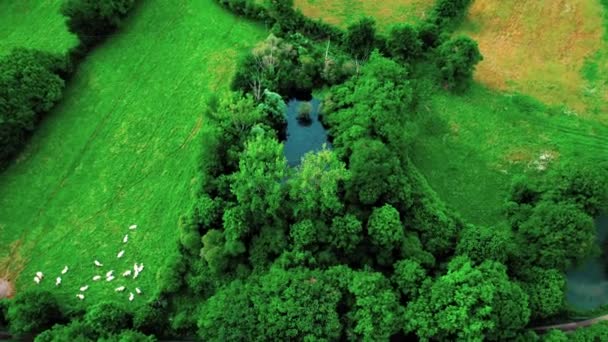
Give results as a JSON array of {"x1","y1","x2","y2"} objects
[
  {"x1": 566, "y1": 215, "x2": 608, "y2": 310},
  {"x1": 283, "y1": 98, "x2": 331, "y2": 167}
]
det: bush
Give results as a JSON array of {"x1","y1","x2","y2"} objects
[
  {"x1": 386, "y1": 24, "x2": 423, "y2": 61},
  {"x1": 429, "y1": 0, "x2": 473, "y2": 29},
  {"x1": 35, "y1": 320, "x2": 95, "y2": 341},
  {"x1": 7, "y1": 290, "x2": 64, "y2": 336},
  {"x1": 0, "y1": 48, "x2": 67, "y2": 166},
  {"x1": 344, "y1": 17, "x2": 377, "y2": 60},
  {"x1": 61, "y1": 0, "x2": 137, "y2": 47},
  {"x1": 296, "y1": 102, "x2": 312, "y2": 124},
  {"x1": 84, "y1": 302, "x2": 132, "y2": 336},
  {"x1": 437, "y1": 36, "x2": 483, "y2": 90}
]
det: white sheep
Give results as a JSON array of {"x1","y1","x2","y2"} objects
[
  {"x1": 135, "y1": 287, "x2": 142, "y2": 295},
  {"x1": 137, "y1": 264, "x2": 144, "y2": 273},
  {"x1": 92, "y1": 275, "x2": 102, "y2": 281},
  {"x1": 36, "y1": 271, "x2": 44, "y2": 279},
  {"x1": 76, "y1": 294, "x2": 84, "y2": 300},
  {"x1": 33, "y1": 276, "x2": 40, "y2": 284},
  {"x1": 94, "y1": 260, "x2": 103, "y2": 267},
  {"x1": 55, "y1": 277, "x2": 61, "y2": 286},
  {"x1": 117, "y1": 250, "x2": 125, "y2": 259},
  {"x1": 128, "y1": 292, "x2": 134, "y2": 301},
  {"x1": 115, "y1": 286, "x2": 125, "y2": 292},
  {"x1": 133, "y1": 269, "x2": 139, "y2": 279},
  {"x1": 61, "y1": 266, "x2": 69, "y2": 274},
  {"x1": 122, "y1": 270, "x2": 132, "y2": 277},
  {"x1": 129, "y1": 224, "x2": 137, "y2": 230},
  {"x1": 106, "y1": 275, "x2": 115, "y2": 282},
  {"x1": 123, "y1": 234, "x2": 128, "y2": 243},
  {"x1": 106, "y1": 270, "x2": 114, "y2": 278},
  {"x1": 80, "y1": 285, "x2": 89, "y2": 292}
]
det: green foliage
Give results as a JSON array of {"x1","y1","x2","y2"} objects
[
  {"x1": 35, "y1": 320, "x2": 95, "y2": 342},
  {"x1": 0, "y1": 48, "x2": 66, "y2": 165},
  {"x1": 386, "y1": 24, "x2": 423, "y2": 61},
  {"x1": 437, "y1": 36, "x2": 483, "y2": 90},
  {"x1": 519, "y1": 267, "x2": 566, "y2": 320},
  {"x1": 542, "y1": 329, "x2": 568, "y2": 342},
  {"x1": 345, "y1": 17, "x2": 377, "y2": 59},
  {"x1": 61, "y1": 0, "x2": 136, "y2": 47},
  {"x1": 84, "y1": 302, "x2": 132, "y2": 336},
  {"x1": 429, "y1": 0, "x2": 473, "y2": 29},
  {"x1": 296, "y1": 101, "x2": 312, "y2": 123},
  {"x1": 289, "y1": 148, "x2": 349, "y2": 221},
  {"x1": 569, "y1": 321, "x2": 608, "y2": 341},
  {"x1": 392, "y1": 259, "x2": 428, "y2": 298},
  {"x1": 329, "y1": 214, "x2": 363, "y2": 253},
  {"x1": 258, "y1": 89, "x2": 287, "y2": 133},
  {"x1": 518, "y1": 201, "x2": 598, "y2": 271},
  {"x1": 544, "y1": 162, "x2": 608, "y2": 217},
  {"x1": 405, "y1": 257, "x2": 530, "y2": 341},
  {"x1": 7, "y1": 290, "x2": 64, "y2": 336},
  {"x1": 98, "y1": 330, "x2": 157, "y2": 342},
  {"x1": 227, "y1": 132, "x2": 287, "y2": 244},
  {"x1": 456, "y1": 224, "x2": 515, "y2": 264},
  {"x1": 345, "y1": 270, "x2": 404, "y2": 340},
  {"x1": 368, "y1": 204, "x2": 405, "y2": 250}
]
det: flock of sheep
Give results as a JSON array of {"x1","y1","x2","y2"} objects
[{"x1": 32, "y1": 224, "x2": 144, "y2": 302}]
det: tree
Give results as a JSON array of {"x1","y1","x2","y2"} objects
[
  {"x1": 517, "y1": 201, "x2": 598, "y2": 271},
  {"x1": 35, "y1": 320, "x2": 95, "y2": 342},
  {"x1": 345, "y1": 270, "x2": 404, "y2": 340},
  {"x1": 368, "y1": 204, "x2": 405, "y2": 250},
  {"x1": 0, "y1": 48, "x2": 66, "y2": 165},
  {"x1": 392, "y1": 259, "x2": 427, "y2": 298},
  {"x1": 61, "y1": 0, "x2": 136, "y2": 47},
  {"x1": 289, "y1": 148, "x2": 349, "y2": 221},
  {"x1": 405, "y1": 257, "x2": 530, "y2": 341},
  {"x1": 345, "y1": 17, "x2": 377, "y2": 60},
  {"x1": 7, "y1": 290, "x2": 64, "y2": 336},
  {"x1": 437, "y1": 36, "x2": 483, "y2": 90},
  {"x1": 226, "y1": 132, "x2": 287, "y2": 246},
  {"x1": 456, "y1": 224, "x2": 515, "y2": 264},
  {"x1": 347, "y1": 139, "x2": 410, "y2": 206},
  {"x1": 258, "y1": 89, "x2": 286, "y2": 133},
  {"x1": 545, "y1": 162, "x2": 608, "y2": 217},
  {"x1": 98, "y1": 330, "x2": 157, "y2": 342},
  {"x1": 329, "y1": 214, "x2": 363, "y2": 253},
  {"x1": 519, "y1": 267, "x2": 566, "y2": 320},
  {"x1": 84, "y1": 302, "x2": 132, "y2": 336},
  {"x1": 386, "y1": 24, "x2": 422, "y2": 61}
]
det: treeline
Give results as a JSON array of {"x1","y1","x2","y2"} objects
[{"x1": 0, "y1": 0, "x2": 136, "y2": 168}]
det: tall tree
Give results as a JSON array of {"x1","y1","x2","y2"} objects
[
  {"x1": 345, "y1": 17, "x2": 377, "y2": 60},
  {"x1": 437, "y1": 36, "x2": 483, "y2": 90}
]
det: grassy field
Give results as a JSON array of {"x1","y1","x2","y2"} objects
[
  {"x1": 293, "y1": 0, "x2": 434, "y2": 30},
  {"x1": 458, "y1": 0, "x2": 608, "y2": 121},
  {"x1": 0, "y1": 0, "x2": 265, "y2": 307},
  {"x1": 0, "y1": 0, "x2": 77, "y2": 56},
  {"x1": 412, "y1": 85, "x2": 608, "y2": 226}
]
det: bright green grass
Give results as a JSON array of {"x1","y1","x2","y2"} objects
[
  {"x1": 0, "y1": 0, "x2": 265, "y2": 308},
  {"x1": 0, "y1": 0, "x2": 77, "y2": 56},
  {"x1": 413, "y1": 84, "x2": 608, "y2": 226}
]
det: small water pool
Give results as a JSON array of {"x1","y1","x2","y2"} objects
[{"x1": 283, "y1": 98, "x2": 331, "y2": 167}]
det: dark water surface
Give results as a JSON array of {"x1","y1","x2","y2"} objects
[
  {"x1": 566, "y1": 215, "x2": 608, "y2": 310},
  {"x1": 283, "y1": 98, "x2": 331, "y2": 167}
]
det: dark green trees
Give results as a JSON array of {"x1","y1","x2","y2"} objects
[
  {"x1": 405, "y1": 257, "x2": 530, "y2": 341},
  {"x1": 386, "y1": 24, "x2": 423, "y2": 61},
  {"x1": 61, "y1": 0, "x2": 136, "y2": 47},
  {"x1": 7, "y1": 290, "x2": 64, "y2": 336},
  {"x1": 345, "y1": 17, "x2": 377, "y2": 60},
  {"x1": 437, "y1": 36, "x2": 483, "y2": 90},
  {"x1": 0, "y1": 49, "x2": 66, "y2": 165}
]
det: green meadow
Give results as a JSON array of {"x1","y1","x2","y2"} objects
[{"x1": 0, "y1": 0, "x2": 265, "y2": 308}]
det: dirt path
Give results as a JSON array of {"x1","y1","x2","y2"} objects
[
  {"x1": 532, "y1": 314, "x2": 608, "y2": 332},
  {"x1": 0, "y1": 278, "x2": 14, "y2": 298}
]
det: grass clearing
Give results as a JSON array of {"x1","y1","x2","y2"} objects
[
  {"x1": 413, "y1": 84, "x2": 608, "y2": 226},
  {"x1": 0, "y1": 0, "x2": 77, "y2": 56},
  {"x1": 458, "y1": 0, "x2": 607, "y2": 120},
  {"x1": 0, "y1": 0, "x2": 265, "y2": 308},
  {"x1": 294, "y1": 0, "x2": 434, "y2": 30}
]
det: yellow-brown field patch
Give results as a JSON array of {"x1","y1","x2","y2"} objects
[
  {"x1": 458, "y1": 0, "x2": 605, "y2": 115},
  {"x1": 294, "y1": 0, "x2": 435, "y2": 30}
]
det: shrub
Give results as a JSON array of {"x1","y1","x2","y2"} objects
[
  {"x1": 386, "y1": 24, "x2": 423, "y2": 61},
  {"x1": 84, "y1": 302, "x2": 132, "y2": 336},
  {"x1": 437, "y1": 36, "x2": 483, "y2": 90},
  {"x1": 61, "y1": 0, "x2": 137, "y2": 47},
  {"x1": 7, "y1": 290, "x2": 64, "y2": 336},
  {"x1": 296, "y1": 101, "x2": 312, "y2": 124},
  {"x1": 35, "y1": 320, "x2": 95, "y2": 341},
  {"x1": 0, "y1": 48, "x2": 67, "y2": 166},
  {"x1": 344, "y1": 17, "x2": 377, "y2": 60}
]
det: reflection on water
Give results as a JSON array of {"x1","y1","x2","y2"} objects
[
  {"x1": 566, "y1": 215, "x2": 608, "y2": 309},
  {"x1": 283, "y1": 98, "x2": 331, "y2": 167}
]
